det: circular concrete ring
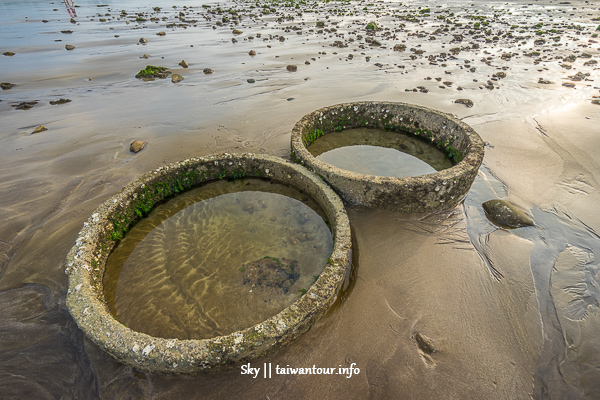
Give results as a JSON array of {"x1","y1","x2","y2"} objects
[
  {"x1": 65, "y1": 153, "x2": 352, "y2": 374},
  {"x1": 291, "y1": 101, "x2": 485, "y2": 212}
]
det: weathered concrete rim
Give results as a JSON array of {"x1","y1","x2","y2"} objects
[
  {"x1": 291, "y1": 101, "x2": 485, "y2": 212},
  {"x1": 65, "y1": 153, "x2": 352, "y2": 374}
]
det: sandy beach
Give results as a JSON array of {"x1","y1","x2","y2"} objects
[{"x1": 1, "y1": 0, "x2": 599, "y2": 398}]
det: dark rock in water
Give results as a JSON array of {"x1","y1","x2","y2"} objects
[
  {"x1": 139, "y1": 37, "x2": 148, "y2": 44},
  {"x1": 61, "y1": 30, "x2": 73, "y2": 34},
  {"x1": 415, "y1": 332, "x2": 435, "y2": 354},
  {"x1": 241, "y1": 256, "x2": 299, "y2": 294},
  {"x1": 140, "y1": 54, "x2": 150, "y2": 59},
  {"x1": 455, "y1": 98, "x2": 474, "y2": 108},
  {"x1": 203, "y1": 68, "x2": 214, "y2": 74},
  {"x1": 3, "y1": 51, "x2": 15, "y2": 56},
  {"x1": 49, "y1": 98, "x2": 71, "y2": 105},
  {"x1": 286, "y1": 65, "x2": 297, "y2": 72},
  {"x1": 129, "y1": 140, "x2": 147, "y2": 153},
  {"x1": 12, "y1": 101, "x2": 38, "y2": 110},
  {"x1": 65, "y1": 44, "x2": 75, "y2": 51},
  {"x1": 247, "y1": 78, "x2": 256, "y2": 83},
  {"x1": 393, "y1": 44, "x2": 406, "y2": 52},
  {"x1": 156, "y1": 31, "x2": 166, "y2": 36},
  {"x1": 135, "y1": 65, "x2": 170, "y2": 80},
  {"x1": 171, "y1": 74, "x2": 184, "y2": 83},
  {"x1": 232, "y1": 29, "x2": 243, "y2": 35},
  {"x1": 178, "y1": 59, "x2": 188, "y2": 68},
  {"x1": 482, "y1": 199, "x2": 534, "y2": 228},
  {"x1": 1, "y1": 82, "x2": 15, "y2": 90},
  {"x1": 248, "y1": 50, "x2": 256, "y2": 56},
  {"x1": 538, "y1": 78, "x2": 552, "y2": 84},
  {"x1": 31, "y1": 125, "x2": 48, "y2": 134}
]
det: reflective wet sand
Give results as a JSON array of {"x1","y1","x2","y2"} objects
[{"x1": 1, "y1": 0, "x2": 599, "y2": 398}]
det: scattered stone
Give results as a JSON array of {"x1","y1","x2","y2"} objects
[
  {"x1": 31, "y1": 125, "x2": 48, "y2": 134},
  {"x1": 156, "y1": 31, "x2": 166, "y2": 36},
  {"x1": 141, "y1": 54, "x2": 150, "y2": 59},
  {"x1": 1, "y1": 82, "x2": 15, "y2": 90},
  {"x1": 12, "y1": 101, "x2": 38, "y2": 110},
  {"x1": 129, "y1": 140, "x2": 147, "y2": 153},
  {"x1": 240, "y1": 256, "x2": 299, "y2": 294},
  {"x1": 65, "y1": 44, "x2": 75, "y2": 50},
  {"x1": 365, "y1": 21, "x2": 379, "y2": 31},
  {"x1": 562, "y1": 82, "x2": 575, "y2": 88},
  {"x1": 454, "y1": 98, "x2": 474, "y2": 108},
  {"x1": 178, "y1": 60, "x2": 188, "y2": 68},
  {"x1": 482, "y1": 199, "x2": 534, "y2": 228},
  {"x1": 139, "y1": 37, "x2": 148, "y2": 44},
  {"x1": 496, "y1": 71, "x2": 506, "y2": 79},
  {"x1": 3, "y1": 52, "x2": 15, "y2": 56},
  {"x1": 135, "y1": 65, "x2": 170, "y2": 80},
  {"x1": 279, "y1": 36, "x2": 285, "y2": 42},
  {"x1": 415, "y1": 332, "x2": 435, "y2": 354},
  {"x1": 249, "y1": 50, "x2": 256, "y2": 56},
  {"x1": 203, "y1": 68, "x2": 214, "y2": 74},
  {"x1": 247, "y1": 78, "x2": 256, "y2": 83},
  {"x1": 49, "y1": 98, "x2": 71, "y2": 105},
  {"x1": 286, "y1": 65, "x2": 297, "y2": 72},
  {"x1": 61, "y1": 30, "x2": 73, "y2": 34},
  {"x1": 171, "y1": 74, "x2": 184, "y2": 83},
  {"x1": 538, "y1": 78, "x2": 552, "y2": 84},
  {"x1": 232, "y1": 29, "x2": 243, "y2": 35},
  {"x1": 592, "y1": 100, "x2": 600, "y2": 106}
]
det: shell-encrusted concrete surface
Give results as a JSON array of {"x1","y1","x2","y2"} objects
[
  {"x1": 291, "y1": 101, "x2": 485, "y2": 212},
  {"x1": 65, "y1": 153, "x2": 352, "y2": 374}
]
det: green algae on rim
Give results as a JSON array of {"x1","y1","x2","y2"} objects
[
  {"x1": 290, "y1": 101, "x2": 485, "y2": 212},
  {"x1": 65, "y1": 153, "x2": 352, "y2": 374}
]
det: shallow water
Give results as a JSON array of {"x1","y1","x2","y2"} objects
[
  {"x1": 103, "y1": 179, "x2": 332, "y2": 340},
  {"x1": 309, "y1": 128, "x2": 453, "y2": 177},
  {"x1": 1, "y1": 0, "x2": 599, "y2": 398}
]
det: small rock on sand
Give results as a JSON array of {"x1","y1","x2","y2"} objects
[
  {"x1": 31, "y1": 125, "x2": 48, "y2": 134},
  {"x1": 3, "y1": 52, "x2": 15, "y2": 56},
  {"x1": 139, "y1": 38, "x2": 148, "y2": 44},
  {"x1": 178, "y1": 60, "x2": 188, "y2": 68},
  {"x1": 65, "y1": 44, "x2": 75, "y2": 50},
  {"x1": 129, "y1": 140, "x2": 147, "y2": 153},
  {"x1": 49, "y1": 98, "x2": 71, "y2": 105},
  {"x1": 455, "y1": 98, "x2": 474, "y2": 108},
  {"x1": 1, "y1": 82, "x2": 15, "y2": 90},
  {"x1": 171, "y1": 74, "x2": 184, "y2": 83},
  {"x1": 415, "y1": 332, "x2": 435, "y2": 354},
  {"x1": 286, "y1": 65, "x2": 297, "y2": 72},
  {"x1": 482, "y1": 199, "x2": 534, "y2": 228},
  {"x1": 203, "y1": 68, "x2": 214, "y2": 74}
]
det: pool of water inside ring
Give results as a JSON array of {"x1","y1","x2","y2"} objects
[
  {"x1": 308, "y1": 127, "x2": 455, "y2": 177},
  {"x1": 102, "y1": 178, "x2": 333, "y2": 340}
]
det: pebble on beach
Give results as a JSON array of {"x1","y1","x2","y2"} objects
[
  {"x1": 129, "y1": 140, "x2": 147, "y2": 154},
  {"x1": 65, "y1": 44, "x2": 75, "y2": 51},
  {"x1": 0, "y1": 82, "x2": 15, "y2": 90},
  {"x1": 178, "y1": 60, "x2": 188, "y2": 68},
  {"x1": 31, "y1": 125, "x2": 47, "y2": 134},
  {"x1": 171, "y1": 74, "x2": 184, "y2": 83},
  {"x1": 482, "y1": 199, "x2": 534, "y2": 228}
]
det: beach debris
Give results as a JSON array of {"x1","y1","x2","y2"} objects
[
  {"x1": 286, "y1": 65, "x2": 297, "y2": 72},
  {"x1": 129, "y1": 140, "x2": 147, "y2": 153},
  {"x1": 248, "y1": 50, "x2": 256, "y2": 56},
  {"x1": 61, "y1": 30, "x2": 73, "y2": 34},
  {"x1": 482, "y1": 199, "x2": 534, "y2": 228},
  {"x1": 49, "y1": 98, "x2": 71, "y2": 105},
  {"x1": 240, "y1": 256, "x2": 299, "y2": 294},
  {"x1": 171, "y1": 73, "x2": 184, "y2": 83},
  {"x1": 140, "y1": 54, "x2": 150, "y2": 59},
  {"x1": 454, "y1": 98, "x2": 474, "y2": 108},
  {"x1": 135, "y1": 65, "x2": 170, "y2": 80},
  {"x1": 203, "y1": 68, "x2": 214, "y2": 74},
  {"x1": 65, "y1": 44, "x2": 75, "y2": 50},
  {"x1": 3, "y1": 51, "x2": 15, "y2": 56},
  {"x1": 178, "y1": 60, "x2": 188, "y2": 68},
  {"x1": 247, "y1": 78, "x2": 255, "y2": 84},
  {"x1": 538, "y1": 78, "x2": 552, "y2": 84},
  {"x1": 1, "y1": 82, "x2": 15, "y2": 90},
  {"x1": 156, "y1": 31, "x2": 166, "y2": 36},
  {"x1": 415, "y1": 332, "x2": 435, "y2": 354},
  {"x1": 139, "y1": 37, "x2": 148, "y2": 44},
  {"x1": 31, "y1": 125, "x2": 48, "y2": 134},
  {"x1": 12, "y1": 101, "x2": 38, "y2": 110}
]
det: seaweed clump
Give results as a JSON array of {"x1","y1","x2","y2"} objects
[
  {"x1": 240, "y1": 256, "x2": 299, "y2": 294},
  {"x1": 135, "y1": 65, "x2": 171, "y2": 80}
]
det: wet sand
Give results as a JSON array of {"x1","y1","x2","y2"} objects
[{"x1": 1, "y1": 0, "x2": 599, "y2": 398}]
